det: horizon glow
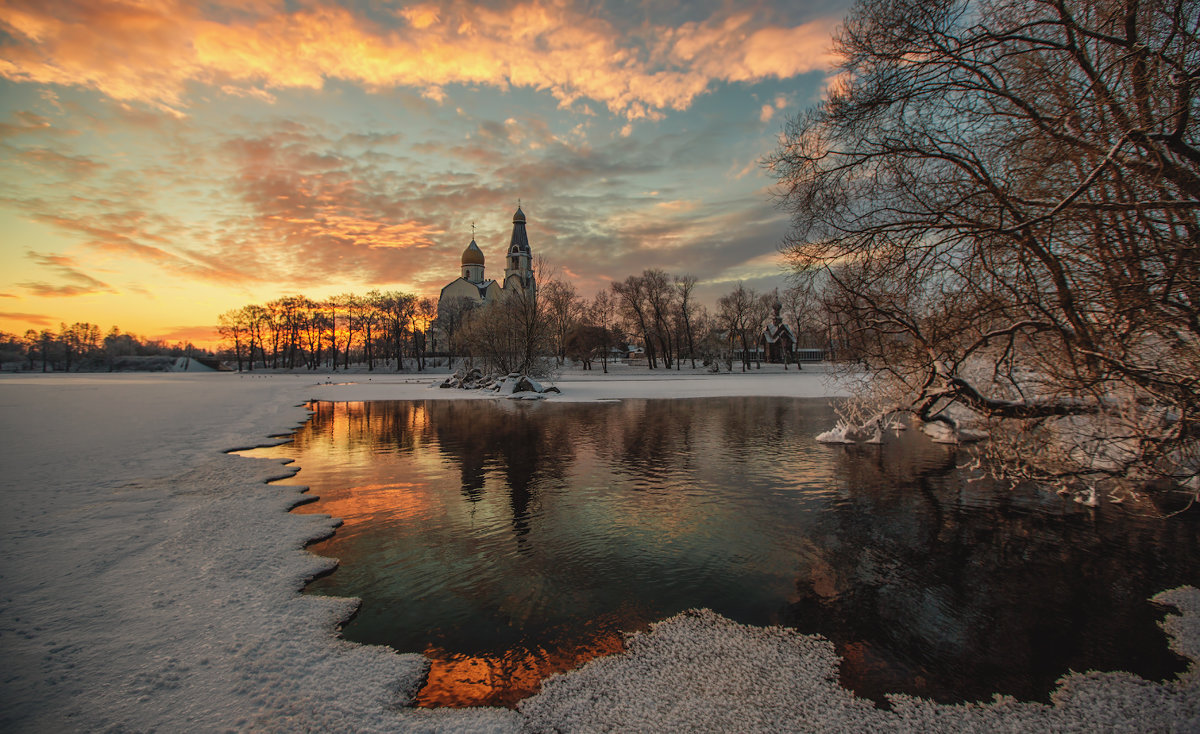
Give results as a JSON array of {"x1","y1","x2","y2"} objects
[{"x1": 0, "y1": 0, "x2": 848, "y2": 348}]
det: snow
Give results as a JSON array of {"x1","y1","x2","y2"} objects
[
  {"x1": 816, "y1": 420, "x2": 869, "y2": 444},
  {"x1": 0, "y1": 373, "x2": 517, "y2": 732},
  {"x1": 1, "y1": 369, "x2": 1196, "y2": 732},
  {"x1": 1075, "y1": 486, "x2": 1100, "y2": 507},
  {"x1": 521, "y1": 602, "x2": 1199, "y2": 732},
  {"x1": 818, "y1": 414, "x2": 987, "y2": 446},
  {"x1": 522, "y1": 604, "x2": 1199, "y2": 732},
  {"x1": 171, "y1": 356, "x2": 216, "y2": 372},
  {"x1": 308, "y1": 363, "x2": 849, "y2": 404},
  {"x1": 920, "y1": 420, "x2": 957, "y2": 444}
]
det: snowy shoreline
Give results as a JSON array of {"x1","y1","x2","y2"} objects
[{"x1": 1, "y1": 371, "x2": 1196, "y2": 732}]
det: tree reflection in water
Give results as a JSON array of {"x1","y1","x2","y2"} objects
[
  {"x1": 789, "y1": 433, "x2": 1200, "y2": 704},
  {"x1": 248, "y1": 398, "x2": 1200, "y2": 709}
]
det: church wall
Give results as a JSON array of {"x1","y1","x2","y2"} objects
[{"x1": 440, "y1": 278, "x2": 485, "y2": 307}]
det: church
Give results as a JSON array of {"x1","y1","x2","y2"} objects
[{"x1": 438, "y1": 205, "x2": 536, "y2": 318}]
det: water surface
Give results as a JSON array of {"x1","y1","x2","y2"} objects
[{"x1": 247, "y1": 398, "x2": 1200, "y2": 708}]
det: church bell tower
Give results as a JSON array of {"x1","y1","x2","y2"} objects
[{"x1": 504, "y1": 204, "x2": 535, "y2": 298}]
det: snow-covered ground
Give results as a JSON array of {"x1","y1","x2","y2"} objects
[
  {"x1": 315, "y1": 362, "x2": 848, "y2": 403},
  {"x1": 1, "y1": 370, "x2": 1196, "y2": 732}
]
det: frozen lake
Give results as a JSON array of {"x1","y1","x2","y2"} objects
[{"x1": 247, "y1": 397, "x2": 1200, "y2": 708}]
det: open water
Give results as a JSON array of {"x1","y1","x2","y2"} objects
[{"x1": 246, "y1": 397, "x2": 1200, "y2": 708}]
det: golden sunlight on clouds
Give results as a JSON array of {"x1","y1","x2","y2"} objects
[
  {"x1": 759, "y1": 93, "x2": 789, "y2": 123},
  {"x1": 0, "y1": 0, "x2": 839, "y2": 119},
  {"x1": 0, "y1": 1, "x2": 846, "y2": 343},
  {"x1": 399, "y1": 4, "x2": 441, "y2": 30},
  {"x1": 653, "y1": 199, "x2": 702, "y2": 214},
  {"x1": 703, "y1": 251, "x2": 784, "y2": 286}
]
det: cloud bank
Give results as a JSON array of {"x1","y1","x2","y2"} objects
[{"x1": 0, "y1": 0, "x2": 837, "y2": 118}]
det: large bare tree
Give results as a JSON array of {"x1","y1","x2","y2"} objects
[
  {"x1": 643, "y1": 269, "x2": 678, "y2": 369},
  {"x1": 542, "y1": 278, "x2": 584, "y2": 366},
  {"x1": 459, "y1": 289, "x2": 554, "y2": 376},
  {"x1": 769, "y1": 0, "x2": 1199, "y2": 493},
  {"x1": 612, "y1": 274, "x2": 658, "y2": 368},
  {"x1": 435, "y1": 296, "x2": 477, "y2": 370},
  {"x1": 588, "y1": 289, "x2": 620, "y2": 373},
  {"x1": 717, "y1": 284, "x2": 757, "y2": 372},
  {"x1": 675, "y1": 275, "x2": 700, "y2": 368}
]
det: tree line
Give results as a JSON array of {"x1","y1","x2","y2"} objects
[
  {"x1": 212, "y1": 269, "x2": 839, "y2": 376},
  {"x1": 442, "y1": 266, "x2": 838, "y2": 376},
  {"x1": 0, "y1": 269, "x2": 837, "y2": 377},
  {"x1": 216, "y1": 292, "x2": 438, "y2": 372},
  {"x1": 0, "y1": 323, "x2": 213, "y2": 372}
]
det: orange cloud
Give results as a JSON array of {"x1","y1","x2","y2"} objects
[
  {"x1": 21, "y1": 250, "x2": 114, "y2": 296},
  {"x1": 0, "y1": 109, "x2": 53, "y2": 138},
  {"x1": 27, "y1": 210, "x2": 251, "y2": 285},
  {"x1": 216, "y1": 129, "x2": 453, "y2": 287},
  {"x1": 0, "y1": 1, "x2": 840, "y2": 119},
  {"x1": 4, "y1": 104, "x2": 546, "y2": 299},
  {"x1": 0, "y1": 311, "x2": 57, "y2": 327}
]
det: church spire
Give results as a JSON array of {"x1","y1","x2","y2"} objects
[
  {"x1": 509, "y1": 203, "x2": 530, "y2": 253},
  {"x1": 504, "y1": 203, "x2": 535, "y2": 297}
]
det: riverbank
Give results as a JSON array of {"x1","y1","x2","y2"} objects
[{"x1": 1, "y1": 372, "x2": 1196, "y2": 732}]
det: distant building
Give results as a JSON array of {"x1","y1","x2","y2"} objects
[
  {"x1": 760, "y1": 302, "x2": 796, "y2": 363},
  {"x1": 438, "y1": 206, "x2": 536, "y2": 319}
]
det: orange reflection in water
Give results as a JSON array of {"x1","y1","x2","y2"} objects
[
  {"x1": 292, "y1": 481, "x2": 430, "y2": 525},
  {"x1": 417, "y1": 630, "x2": 628, "y2": 708}
]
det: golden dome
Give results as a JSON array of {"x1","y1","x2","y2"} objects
[{"x1": 461, "y1": 239, "x2": 485, "y2": 266}]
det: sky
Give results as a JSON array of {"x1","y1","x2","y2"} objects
[{"x1": 0, "y1": 0, "x2": 852, "y2": 348}]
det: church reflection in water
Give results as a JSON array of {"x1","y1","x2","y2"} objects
[
  {"x1": 248, "y1": 398, "x2": 1200, "y2": 709},
  {"x1": 429, "y1": 399, "x2": 577, "y2": 542}
]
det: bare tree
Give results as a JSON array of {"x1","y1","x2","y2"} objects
[
  {"x1": 643, "y1": 269, "x2": 678, "y2": 369},
  {"x1": 780, "y1": 279, "x2": 821, "y2": 365},
  {"x1": 335, "y1": 293, "x2": 364, "y2": 370},
  {"x1": 751, "y1": 291, "x2": 776, "y2": 369},
  {"x1": 58, "y1": 323, "x2": 77, "y2": 372},
  {"x1": 377, "y1": 291, "x2": 418, "y2": 371},
  {"x1": 542, "y1": 278, "x2": 584, "y2": 366},
  {"x1": 717, "y1": 284, "x2": 757, "y2": 372},
  {"x1": 300, "y1": 298, "x2": 325, "y2": 369},
  {"x1": 269, "y1": 296, "x2": 307, "y2": 369},
  {"x1": 612, "y1": 275, "x2": 657, "y2": 368},
  {"x1": 103, "y1": 327, "x2": 136, "y2": 370},
  {"x1": 22, "y1": 329, "x2": 39, "y2": 371},
  {"x1": 675, "y1": 275, "x2": 699, "y2": 368},
  {"x1": 38, "y1": 329, "x2": 55, "y2": 372},
  {"x1": 589, "y1": 289, "x2": 619, "y2": 373},
  {"x1": 564, "y1": 324, "x2": 603, "y2": 369},
  {"x1": 436, "y1": 296, "x2": 476, "y2": 370},
  {"x1": 238, "y1": 305, "x2": 267, "y2": 370},
  {"x1": 416, "y1": 297, "x2": 438, "y2": 371},
  {"x1": 692, "y1": 306, "x2": 726, "y2": 369},
  {"x1": 459, "y1": 289, "x2": 553, "y2": 376},
  {"x1": 217, "y1": 309, "x2": 249, "y2": 372},
  {"x1": 768, "y1": 0, "x2": 1200, "y2": 493},
  {"x1": 361, "y1": 290, "x2": 382, "y2": 371}
]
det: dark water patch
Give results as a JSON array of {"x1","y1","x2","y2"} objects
[{"x1": 242, "y1": 398, "x2": 1200, "y2": 708}]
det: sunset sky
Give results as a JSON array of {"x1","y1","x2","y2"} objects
[{"x1": 0, "y1": 0, "x2": 850, "y2": 347}]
